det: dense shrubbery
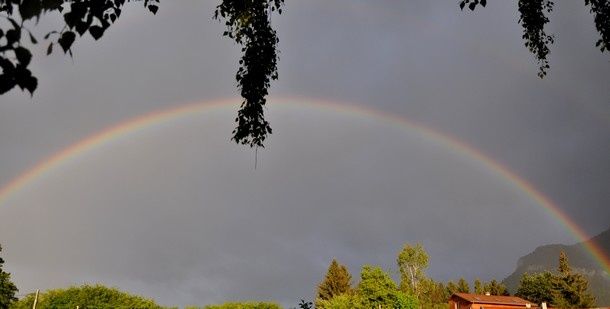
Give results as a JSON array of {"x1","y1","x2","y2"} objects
[
  {"x1": 9, "y1": 284, "x2": 166, "y2": 309},
  {"x1": 201, "y1": 302, "x2": 282, "y2": 309}
]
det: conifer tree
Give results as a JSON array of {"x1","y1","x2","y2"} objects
[
  {"x1": 316, "y1": 259, "x2": 352, "y2": 301},
  {"x1": 419, "y1": 279, "x2": 449, "y2": 307},
  {"x1": 446, "y1": 281, "x2": 459, "y2": 296},
  {"x1": 558, "y1": 250, "x2": 571, "y2": 275},
  {"x1": 0, "y1": 245, "x2": 18, "y2": 309},
  {"x1": 474, "y1": 279, "x2": 483, "y2": 294},
  {"x1": 457, "y1": 278, "x2": 470, "y2": 293},
  {"x1": 483, "y1": 279, "x2": 509, "y2": 296},
  {"x1": 556, "y1": 251, "x2": 595, "y2": 308},
  {"x1": 516, "y1": 252, "x2": 595, "y2": 308}
]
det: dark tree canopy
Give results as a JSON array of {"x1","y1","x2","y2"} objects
[
  {"x1": 1, "y1": 0, "x2": 609, "y2": 147},
  {"x1": 0, "y1": 0, "x2": 283, "y2": 147},
  {"x1": 460, "y1": 0, "x2": 610, "y2": 78},
  {"x1": 0, "y1": 0, "x2": 160, "y2": 97},
  {"x1": 214, "y1": 0, "x2": 283, "y2": 147}
]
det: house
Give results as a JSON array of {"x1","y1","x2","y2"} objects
[{"x1": 449, "y1": 293, "x2": 534, "y2": 309}]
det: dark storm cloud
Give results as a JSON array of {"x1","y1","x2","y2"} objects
[{"x1": 0, "y1": 0, "x2": 609, "y2": 307}]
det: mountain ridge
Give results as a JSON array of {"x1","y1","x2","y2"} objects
[{"x1": 503, "y1": 227, "x2": 610, "y2": 306}]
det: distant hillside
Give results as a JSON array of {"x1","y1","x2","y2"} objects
[{"x1": 503, "y1": 227, "x2": 610, "y2": 306}]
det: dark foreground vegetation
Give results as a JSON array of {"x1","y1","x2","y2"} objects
[
  {"x1": 2, "y1": 1, "x2": 609, "y2": 147},
  {"x1": 0, "y1": 242, "x2": 598, "y2": 309}
]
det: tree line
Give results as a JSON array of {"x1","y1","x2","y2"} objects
[
  {"x1": 0, "y1": 243, "x2": 598, "y2": 308},
  {"x1": 315, "y1": 243, "x2": 505, "y2": 309},
  {"x1": 314, "y1": 243, "x2": 596, "y2": 309}
]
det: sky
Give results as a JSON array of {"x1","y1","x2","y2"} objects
[{"x1": 1, "y1": 0, "x2": 609, "y2": 307}]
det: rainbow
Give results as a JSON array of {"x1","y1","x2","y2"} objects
[{"x1": 0, "y1": 97, "x2": 608, "y2": 275}]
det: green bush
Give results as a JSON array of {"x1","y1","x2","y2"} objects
[
  {"x1": 204, "y1": 301, "x2": 282, "y2": 309},
  {"x1": 10, "y1": 284, "x2": 165, "y2": 309}
]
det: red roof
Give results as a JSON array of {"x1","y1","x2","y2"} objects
[{"x1": 451, "y1": 293, "x2": 533, "y2": 306}]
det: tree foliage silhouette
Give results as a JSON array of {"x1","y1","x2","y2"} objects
[
  {"x1": 214, "y1": 0, "x2": 283, "y2": 147},
  {"x1": 2, "y1": 1, "x2": 609, "y2": 147},
  {"x1": 0, "y1": 0, "x2": 283, "y2": 147},
  {"x1": 459, "y1": 0, "x2": 610, "y2": 78},
  {"x1": 0, "y1": 0, "x2": 160, "y2": 97}
]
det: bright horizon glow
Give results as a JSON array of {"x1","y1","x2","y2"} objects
[{"x1": 0, "y1": 97, "x2": 608, "y2": 275}]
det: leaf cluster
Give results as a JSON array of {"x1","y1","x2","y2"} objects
[
  {"x1": 0, "y1": 0, "x2": 158, "y2": 95},
  {"x1": 0, "y1": 11, "x2": 37, "y2": 94},
  {"x1": 214, "y1": 0, "x2": 284, "y2": 147},
  {"x1": 585, "y1": 0, "x2": 610, "y2": 52},
  {"x1": 518, "y1": 0, "x2": 554, "y2": 78},
  {"x1": 459, "y1": 0, "x2": 487, "y2": 11},
  {"x1": 460, "y1": 0, "x2": 610, "y2": 78},
  {"x1": 2, "y1": 1, "x2": 609, "y2": 149}
]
